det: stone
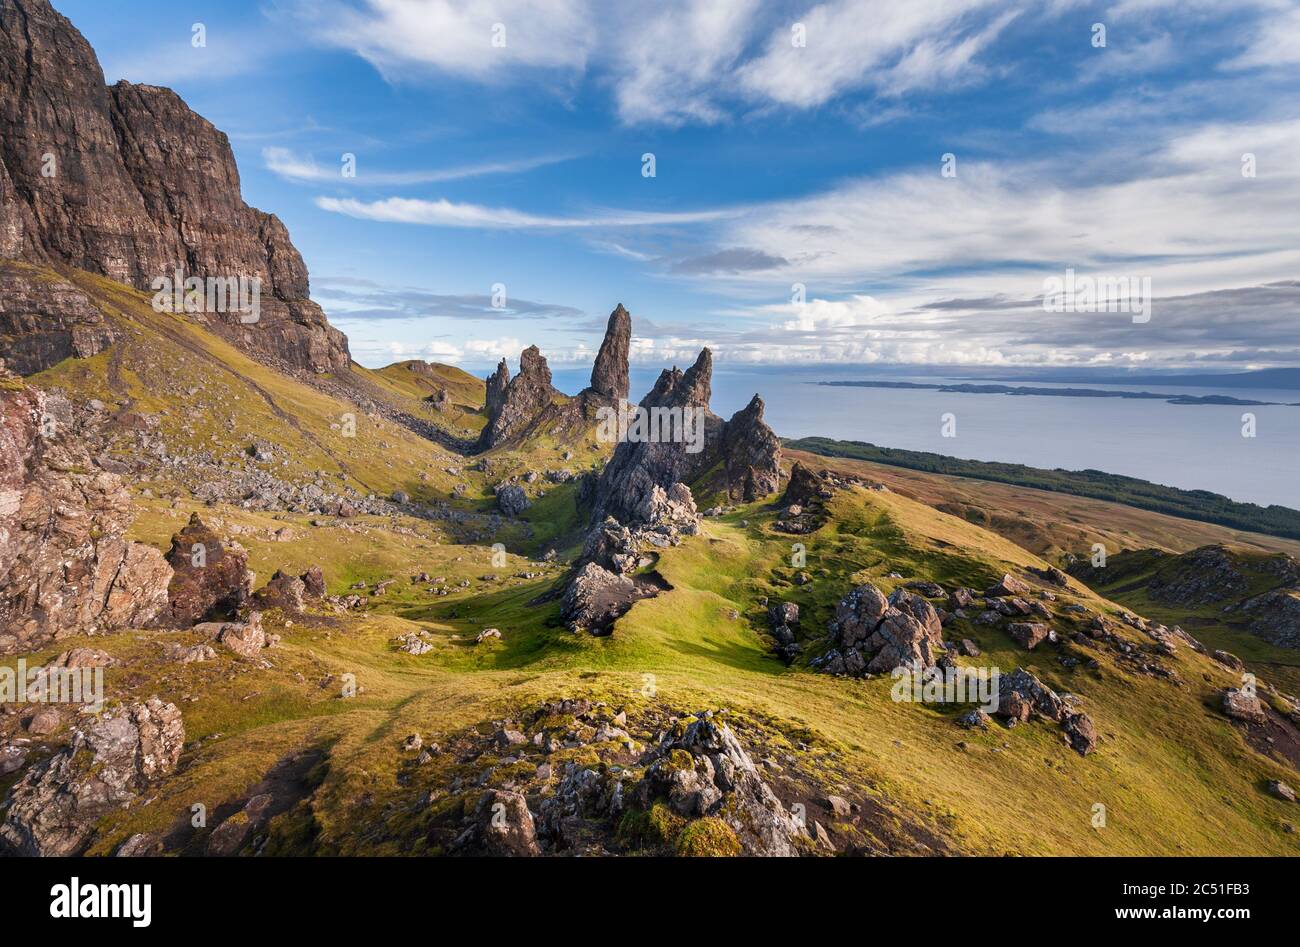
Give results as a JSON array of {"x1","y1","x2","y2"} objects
[
  {"x1": 495, "y1": 483, "x2": 530, "y2": 517},
  {"x1": 825, "y1": 794, "x2": 852, "y2": 818},
  {"x1": 475, "y1": 628, "x2": 502, "y2": 644},
  {"x1": 216, "y1": 613, "x2": 266, "y2": 658},
  {"x1": 1267, "y1": 780, "x2": 1296, "y2": 803},
  {"x1": 479, "y1": 346, "x2": 557, "y2": 448},
  {"x1": 254, "y1": 569, "x2": 306, "y2": 613},
  {"x1": 1221, "y1": 687, "x2": 1267, "y2": 724},
  {"x1": 591, "y1": 348, "x2": 781, "y2": 524},
  {"x1": 472, "y1": 789, "x2": 540, "y2": 856},
  {"x1": 1008, "y1": 622, "x2": 1051, "y2": 650},
  {"x1": 635, "y1": 714, "x2": 803, "y2": 856},
  {"x1": 561, "y1": 562, "x2": 637, "y2": 635},
  {"x1": 0, "y1": 378, "x2": 172, "y2": 653},
  {"x1": 300, "y1": 565, "x2": 327, "y2": 599},
  {"x1": 986, "y1": 573, "x2": 1030, "y2": 597},
  {"x1": 0, "y1": 698, "x2": 184, "y2": 856},
  {"x1": 588, "y1": 303, "x2": 631, "y2": 402},
  {"x1": 957, "y1": 708, "x2": 991, "y2": 730},
  {"x1": 1061, "y1": 711, "x2": 1098, "y2": 755},
  {"x1": 26, "y1": 707, "x2": 61, "y2": 735}
]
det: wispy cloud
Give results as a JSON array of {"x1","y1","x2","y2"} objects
[
  {"x1": 314, "y1": 195, "x2": 740, "y2": 228},
  {"x1": 264, "y1": 147, "x2": 575, "y2": 184}
]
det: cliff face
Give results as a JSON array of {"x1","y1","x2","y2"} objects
[{"x1": 0, "y1": 0, "x2": 349, "y2": 374}]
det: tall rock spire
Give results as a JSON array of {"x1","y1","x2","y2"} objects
[{"x1": 589, "y1": 303, "x2": 631, "y2": 402}]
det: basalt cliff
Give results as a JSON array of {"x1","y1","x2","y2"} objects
[{"x1": 0, "y1": 0, "x2": 348, "y2": 375}]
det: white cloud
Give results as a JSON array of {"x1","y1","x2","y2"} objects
[
  {"x1": 739, "y1": 0, "x2": 1017, "y2": 107},
  {"x1": 307, "y1": 0, "x2": 595, "y2": 80},
  {"x1": 264, "y1": 147, "x2": 574, "y2": 184},
  {"x1": 314, "y1": 195, "x2": 738, "y2": 228}
]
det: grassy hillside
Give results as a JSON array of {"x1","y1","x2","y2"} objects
[
  {"x1": 7, "y1": 483, "x2": 1294, "y2": 856},
  {"x1": 788, "y1": 435, "x2": 1300, "y2": 542}
]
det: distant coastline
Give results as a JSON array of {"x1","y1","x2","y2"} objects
[
  {"x1": 786, "y1": 435, "x2": 1300, "y2": 542},
  {"x1": 816, "y1": 379, "x2": 1299, "y2": 407}
]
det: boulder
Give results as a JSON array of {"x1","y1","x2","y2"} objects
[
  {"x1": 1008, "y1": 622, "x2": 1051, "y2": 650},
  {"x1": 560, "y1": 562, "x2": 637, "y2": 635},
  {"x1": 986, "y1": 573, "x2": 1030, "y2": 597},
  {"x1": 164, "y1": 513, "x2": 253, "y2": 625},
  {"x1": 472, "y1": 789, "x2": 540, "y2": 856},
  {"x1": 0, "y1": 698, "x2": 184, "y2": 856},
  {"x1": 1221, "y1": 687, "x2": 1267, "y2": 724},
  {"x1": 495, "y1": 483, "x2": 530, "y2": 517},
  {"x1": 254, "y1": 569, "x2": 306, "y2": 613}
]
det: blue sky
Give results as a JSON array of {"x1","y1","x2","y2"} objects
[{"x1": 59, "y1": 0, "x2": 1300, "y2": 373}]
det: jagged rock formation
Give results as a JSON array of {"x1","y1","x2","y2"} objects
[
  {"x1": 587, "y1": 303, "x2": 631, "y2": 403},
  {"x1": 478, "y1": 345, "x2": 558, "y2": 448},
  {"x1": 0, "y1": 368, "x2": 172, "y2": 653},
  {"x1": 591, "y1": 347, "x2": 781, "y2": 525},
  {"x1": 635, "y1": 713, "x2": 805, "y2": 856},
  {"x1": 0, "y1": 0, "x2": 349, "y2": 374},
  {"x1": 0, "y1": 698, "x2": 184, "y2": 856},
  {"x1": 721, "y1": 394, "x2": 782, "y2": 501}
]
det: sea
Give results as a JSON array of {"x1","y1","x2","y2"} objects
[{"x1": 548, "y1": 367, "x2": 1300, "y2": 509}]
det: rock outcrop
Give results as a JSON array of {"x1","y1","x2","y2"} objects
[
  {"x1": 635, "y1": 713, "x2": 804, "y2": 856},
  {"x1": 721, "y1": 394, "x2": 782, "y2": 501},
  {"x1": 478, "y1": 345, "x2": 558, "y2": 448},
  {"x1": 0, "y1": 0, "x2": 349, "y2": 374},
  {"x1": 814, "y1": 584, "x2": 944, "y2": 676},
  {"x1": 163, "y1": 513, "x2": 253, "y2": 626},
  {"x1": 591, "y1": 347, "x2": 781, "y2": 525},
  {"x1": 0, "y1": 263, "x2": 116, "y2": 375},
  {"x1": 0, "y1": 698, "x2": 184, "y2": 856},
  {"x1": 0, "y1": 371, "x2": 172, "y2": 653}
]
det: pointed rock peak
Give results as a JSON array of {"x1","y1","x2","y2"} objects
[
  {"x1": 518, "y1": 345, "x2": 552, "y2": 385},
  {"x1": 680, "y1": 347, "x2": 713, "y2": 407},
  {"x1": 590, "y1": 303, "x2": 631, "y2": 401}
]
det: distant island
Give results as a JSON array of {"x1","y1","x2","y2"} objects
[{"x1": 816, "y1": 379, "x2": 1298, "y2": 407}]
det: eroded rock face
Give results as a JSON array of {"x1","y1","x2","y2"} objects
[
  {"x1": 0, "y1": 698, "x2": 184, "y2": 856},
  {"x1": 588, "y1": 303, "x2": 631, "y2": 403},
  {"x1": 164, "y1": 513, "x2": 253, "y2": 626},
  {"x1": 561, "y1": 562, "x2": 637, "y2": 635},
  {"x1": 0, "y1": 264, "x2": 116, "y2": 374},
  {"x1": 0, "y1": 0, "x2": 349, "y2": 374},
  {"x1": 591, "y1": 347, "x2": 781, "y2": 526},
  {"x1": 0, "y1": 375, "x2": 172, "y2": 653},
  {"x1": 478, "y1": 346, "x2": 558, "y2": 448}
]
